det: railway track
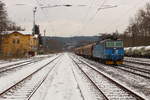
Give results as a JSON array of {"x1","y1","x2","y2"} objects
[
  {"x1": 0, "y1": 58, "x2": 44, "y2": 76},
  {"x1": 78, "y1": 55, "x2": 150, "y2": 79},
  {"x1": 0, "y1": 59, "x2": 34, "y2": 67},
  {"x1": 0, "y1": 61, "x2": 10, "y2": 65},
  {"x1": 77, "y1": 55, "x2": 150, "y2": 80},
  {"x1": 0, "y1": 55, "x2": 51, "y2": 69},
  {"x1": 0, "y1": 59, "x2": 25, "y2": 65},
  {"x1": 71, "y1": 56, "x2": 147, "y2": 100},
  {"x1": 117, "y1": 64, "x2": 150, "y2": 79},
  {"x1": 124, "y1": 59, "x2": 150, "y2": 66},
  {"x1": 71, "y1": 57, "x2": 109, "y2": 100},
  {"x1": 125, "y1": 57, "x2": 150, "y2": 62},
  {"x1": 0, "y1": 55, "x2": 61, "y2": 100}
]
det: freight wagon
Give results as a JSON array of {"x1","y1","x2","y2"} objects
[{"x1": 124, "y1": 46, "x2": 150, "y2": 58}]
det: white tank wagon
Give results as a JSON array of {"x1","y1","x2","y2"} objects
[
  {"x1": 134, "y1": 46, "x2": 145, "y2": 57},
  {"x1": 130, "y1": 47, "x2": 137, "y2": 56},
  {"x1": 125, "y1": 46, "x2": 150, "y2": 58},
  {"x1": 125, "y1": 47, "x2": 137, "y2": 56},
  {"x1": 142, "y1": 46, "x2": 150, "y2": 57},
  {"x1": 124, "y1": 47, "x2": 132, "y2": 56}
]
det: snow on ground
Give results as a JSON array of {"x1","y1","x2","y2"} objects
[
  {"x1": 30, "y1": 53, "x2": 150, "y2": 100},
  {"x1": 0, "y1": 54, "x2": 59, "y2": 95},
  {"x1": 76, "y1": 54, "x2": 149, "y2": 99},
  {"x1": 29, "y1": 56, "x2": 63, "y2": 100},
  {"x1": 0, "y1": 60, "x2": 9, "y2": 64},
  {"x1": 31, "y1": 53, "x2": 83, "y2": 100},
  {"x1": 44, "y1": 53, "x2": 83, "y2": 100},
  {"x1": 34, "y1": 54, "x2": 55, "y2": 58},
  {"x1": 1, "y1": 55, "x2": 62, "y2": 100},
  {"x1": 1, "y1": 53, "x2": 150, "y2": 100},
  {"x1": 70, "y1": 57, "x2": 107, "y2": 100},
  {"x1": 31, "y1": 53, "x2": 105, "y2": 100}
]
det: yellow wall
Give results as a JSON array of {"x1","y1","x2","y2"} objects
[{"x1": 1, "y1": 32, "x2": 38, "y2": 57}]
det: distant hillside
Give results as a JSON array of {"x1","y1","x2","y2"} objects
[{"x1": 42, "y1": 36, "x2": 100, "y2": 52}]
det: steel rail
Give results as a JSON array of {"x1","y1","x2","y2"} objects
[
  {"x1": 124, "y1": 60, "x2": 150, "y2": 66},
  {"x1": 118, "y1": 64, "x2": 150, "y2": 79},
  {"x1": 75, "y1": 56, "x2": 146, "y2": 100},
  {"x1": 0, "y1": 55, "x2": 61, "y2": 97},
  {"x1": 27, "y1": 55, "x2": 62, "y2": 100},
  {"x1": 0, "y1": 58, "x2": 44, "y2": 76},
  {"x1": 79, "y1": 55, "x2": 150, "y2": 79},
  {"x1": 71, "y1": 57, "x2": 109, "y2": 100}
]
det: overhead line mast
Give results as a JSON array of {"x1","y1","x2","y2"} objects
[{"x1": 33, "y1": 7, "x2": 37, "y2": 35}]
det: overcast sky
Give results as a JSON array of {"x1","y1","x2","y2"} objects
[{"x1": 2, "y1": 0, "x2": 149, "y2": 36}]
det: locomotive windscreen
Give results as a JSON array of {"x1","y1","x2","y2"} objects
[{"x1": 106, "y1": 41, "x2": 123, "y2": 47}]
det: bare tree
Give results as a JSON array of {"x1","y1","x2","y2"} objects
[
  {"x1": 0, "y1": 1, "x2": 8, "y2": 33},
  {"x1": 122, "y1": 2, "x2": 150, "y2": 47}
]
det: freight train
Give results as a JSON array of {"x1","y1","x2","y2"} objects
[
  {"x1": 124, "y1": 46, "x2": 150, "y2": 58},
  {"x1": 74, "y1": 38, "x2": 124, "y2": 65}
]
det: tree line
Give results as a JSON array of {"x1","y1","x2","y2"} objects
[
  {"x1": 0, "y1": 1, "x2": 24, "y2": 33},
  {"x1": 119, "y1": 3, "x2": 150, "y2": 47}
]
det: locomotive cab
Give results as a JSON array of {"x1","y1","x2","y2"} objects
[{"x1": 105, "y1": 40, "x2": 124, "y2": 64}]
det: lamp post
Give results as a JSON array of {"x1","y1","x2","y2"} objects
[{"x1": 33, "y1": 7, "x2": 37, "y2": 35}]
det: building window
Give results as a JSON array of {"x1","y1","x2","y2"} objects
[
  {"x1": 12, "y1": 39, "x2": 20, "y2": 44},
  {"x1": 12, "y1": 39, "x2": 15, "y2": 44}
]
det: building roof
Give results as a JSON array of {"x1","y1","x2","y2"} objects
[
  {"x1": 1, "y1": 31, "x2": 39, "y2": 38},
  {"x1": 2, "y1": 31, "x2": 33, "y2": 35}
]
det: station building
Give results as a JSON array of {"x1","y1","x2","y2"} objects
[{"x1": 0, "y1": 31, "x2": 39, "y2": 57}]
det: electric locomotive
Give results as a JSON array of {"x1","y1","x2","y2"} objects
[
  {"x1": 75, "y1": 35, "x2": 124, "y2": 65},
  {"x1": 92, "y1": 39, "x2": 124, "y2": 64}
]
